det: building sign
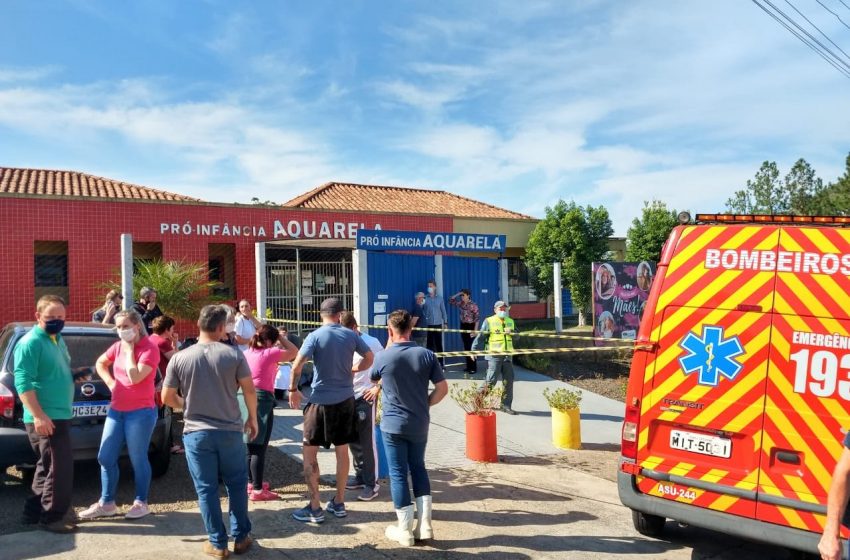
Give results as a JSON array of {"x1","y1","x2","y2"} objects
[
  {"x1": 592, "y1": 261, "x2": 655, "y2": 344},
  {"x1": 159, "y1": 219, "x2": 382, "y2": 240},
  {"x1": 357, "y1": 229, "x2": 506, "y2": 253}
]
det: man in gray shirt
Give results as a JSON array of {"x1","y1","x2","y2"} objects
[
  {"x1": 288, "y1": 298, "x2": 374, "y2": 523},
  {"x1": 423, "y1": 279, "x2": 447, "y2": 368},
  {"x1": 162, "y1": 305, "x2": 258, "y2": 557}
]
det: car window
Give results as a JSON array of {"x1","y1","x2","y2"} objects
[
  {"x1": 7, "y1": 333, "x2": 117, "y2": 372},
  {"x1": 0, "y1": 327, "x2": 14, "y2": 372}
]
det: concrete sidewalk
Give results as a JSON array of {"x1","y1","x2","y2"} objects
[{"x1": 270, "y1": 363, "x2": 625, "y2": 474}]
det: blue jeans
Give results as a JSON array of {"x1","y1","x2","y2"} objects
[
  {"x1": 382, "y1": 431, "x2": 430, "y2": 509},
  {"x1": 483, "y1": 357, "x2": 514, "y2": 408},
  {"x1": 98, "y1": 406, "x2": 157, "y2": 503},
  {"x1": 183, "y1": 430, "x2": 251, "y2": 549}
]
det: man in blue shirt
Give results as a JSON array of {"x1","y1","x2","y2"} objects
[
  {"x1": 288, "y1": 298, "x2": 374, "y2": 523},
  {"x1": 372, "y1": 309, "x2": 448, "y2": 546},
  {"x1": 423, "y1": 279, "x2": 447, "y2": 368}
]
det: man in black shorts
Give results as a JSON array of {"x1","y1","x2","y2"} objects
[{"x1": 288, "y1": 298, "x2": 374, "y2": 523}]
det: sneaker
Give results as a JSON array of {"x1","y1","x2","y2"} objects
[
  {"x1": 78, "y1": 501, "x2": 120, "y2": 520},
  {"x1": 250, "y1": 487, "x2": 280, "y2": 501},
  {"x1": 326, "y1": 497, "x2": 347, "y2": 518},
  {"x1": 345, "y1": 477, "x2": 365, "y2": 490},
  {"x1": 292, "y1": 503, "x2": 325, "y2": 523},
  {"x1": 501, "y1": 406, "x2": 518, "y2": 415},
  {"x1": 247, "y1": 482, "x2": 254, "y2": 495},
  {"x1": 357, "y1": 485, "x2": 379, "y2": 502},
  {"x1": 125, "y1": 500, "x2": 150, "y2": 519}
]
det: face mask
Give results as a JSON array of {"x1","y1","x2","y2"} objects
[
  {"x1": 118, "y1": 328, "x2": 136, "y2": 342},
  {"x1": 497, "y1": 310, "x2": 507, "y2": 319},
  {"x1": 43, "y1": 319, "x2": 65, "y2": 335},
  {"x1": 427, "y1": 287, "x2": 435, "y2": 295},
  {"x1": 226, "y1": 323, "x2": 236, "y2": 334}
]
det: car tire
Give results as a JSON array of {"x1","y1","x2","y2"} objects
[
  {"x1": 631, "y1": 509, "x2": 665, "y2": 537},
  {"x1": 149, "y1": 432, "x2": 172, "y2": 479}
]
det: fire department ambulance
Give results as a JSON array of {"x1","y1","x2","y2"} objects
[{"x1": 619, "y1": 213, "x2": 850, "y2": 555}]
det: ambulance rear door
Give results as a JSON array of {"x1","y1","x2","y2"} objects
[
  {"x1": 636, "y1": 224, "x2": 779, "y2": 519},
  {"x1": 756, "y1": 226, "x2": 850, "y2": 535}
]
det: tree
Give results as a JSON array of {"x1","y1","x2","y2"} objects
[
  {"x1": 726, "y1": 159, "x2": 826, "y2": 215},
  {"x1": 626, "y1": 201, "x2": 680, "y2": 262},
  {"x1": 524, "y1": 201, "x2": 613, "y2": 325},
  {"x1": 819, "y1": 153, "x2": 850, "y2": 214},
  {"x1": 250, "y1": 197, "x2": 279, "y2": 206},
  {"x1": 103, "y1": 260, "x2": 224, "y2": 321}
]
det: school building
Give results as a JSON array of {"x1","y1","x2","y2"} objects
[{"x1": 0, "y1": 167, "x2": 544, "y2": 337}]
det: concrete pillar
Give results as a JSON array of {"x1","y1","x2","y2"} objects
[
  {"x1": 499, "y1": 258, "x2": 509, "y2": 303},
  {"x1": 352, "y1": 249, "x2": 369, "y2": 335},
  {"x1": 120, "y1": 234, "x2": 133, "y2": 310},
  {"x1": 553, "y1": 261, "x2": 563, "y2": 333},
  {"x1": 255, "y1": 242, "x2": 267, "y2": 322}
]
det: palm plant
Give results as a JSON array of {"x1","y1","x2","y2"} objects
[{"x1": 102, "y1": 259, "x2": 224, "y2": 320}]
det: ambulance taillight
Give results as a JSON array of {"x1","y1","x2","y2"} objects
[{"x1": 621, "y1": 402, "x2": 640, "y2": 460}]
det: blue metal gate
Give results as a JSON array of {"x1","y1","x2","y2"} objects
[
  {"x1": 366, "y1": 252, "x2": 435, "y2": 346},
  {"x1": 442, "y1": 256, "x2": 500, "y2": 366}
]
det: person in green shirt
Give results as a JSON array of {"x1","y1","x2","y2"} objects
[{"x1": 14, "y1": 295, "x2": 77, "y2": 533}]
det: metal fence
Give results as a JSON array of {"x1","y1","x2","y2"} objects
[{"x1": 266, "y1": 259, "x2": 353, "y2": 336}]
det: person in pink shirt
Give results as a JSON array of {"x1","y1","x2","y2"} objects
[
  {"x1": 79, "y1": 309, "x2": 160, "y2": 520},
  {"x1": 243, "y1": 324, "x2": 297, "y2": 500},
  {"x1": 149, "y1": 315, "x2": 184, "y2": 454}
]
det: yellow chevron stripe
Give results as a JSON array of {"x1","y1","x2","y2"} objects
[
  {"x1": 657, "y1": 227, "x2": 728, "y2": 309},
  {"x1": 764, "y1": 395, "x2": 829, "y2": 492},
  {"x1": 799, "y1": 227, "x2": 841, "y2": 254},
  {"x1": 778, "y1": 231, "x2": 805, "y2": 252},
  {"x1": 778, "y1": 273, "x2": 831, "y2": 317},
  {"x1": 670, "y1": 462, "x2": 697, "y2": 476},
  {"x1": 785, "y1": 475, "x2": 819, "y2": 504}
]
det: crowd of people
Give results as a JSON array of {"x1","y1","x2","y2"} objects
[{"x1": 14, "y1": 281, "x2": 516, "y2": 554}]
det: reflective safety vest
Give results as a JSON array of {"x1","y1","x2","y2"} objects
[{"x1": 486, "y1": 315, "x2": 515, "y2": 353}]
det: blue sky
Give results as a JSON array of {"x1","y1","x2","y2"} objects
[{"x1": 1, "y1": 0, "x2": 848, "y2": 234}]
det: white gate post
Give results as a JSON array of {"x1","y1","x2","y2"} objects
[
  {"x1": 352, "y1": 249, "x2": 369, "y2": 334},
  {"x1": 120, "y1": 234, "x2": 133, "y2": 310},
  {"x1": 553, "y1": 261, "x2": 563, "y2": 333},
  {"x1": 255, "y1": 242, "x2": 267, "y2": 322}
]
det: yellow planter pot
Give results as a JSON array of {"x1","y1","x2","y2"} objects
[{"x1": 551, "y1": 407, "x2": 581, "y2": 449}]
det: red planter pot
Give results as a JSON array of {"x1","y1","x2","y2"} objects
[{"x1": 465, "y1": 412, "x2": 498, "y2": 462}]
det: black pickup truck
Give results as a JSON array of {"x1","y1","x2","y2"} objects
[{"x1": 0, "y1": 322, "x2": 172, "y2": 479}]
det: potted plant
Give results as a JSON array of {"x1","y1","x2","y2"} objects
[
  {"x1": 450, "y1": 383, "x2": 505, "y2": 462},
  {"x1": 543, "y1": 386, "x2": 582, "y2": 450}
]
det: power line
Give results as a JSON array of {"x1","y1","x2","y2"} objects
[
  {"x1": 814, "y1": 0, "x2": 850, "y2": 31},
  {"x1": 750, "y1": 0, "x2": 850, "y2": 79},
  {"x1": 764, "y1": 0, "x2": 850, "y2": 71},
  {"x1": 836, "y1": 0, "x2": 850, "y2": 15},
  {"x1": 784, "y1": 0, "x2": 850, "y2": 63}
]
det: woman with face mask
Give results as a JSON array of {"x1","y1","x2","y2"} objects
[{"x1": 79, "y1": 309, "x2": 161, "y2": 521}]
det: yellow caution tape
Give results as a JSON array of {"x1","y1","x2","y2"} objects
[{"x1": 265, "y1": 317, "x2": 631, "y2": 345}]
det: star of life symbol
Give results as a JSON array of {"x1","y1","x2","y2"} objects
[{"x1": 678, "y1": 326, "x2": 744, "y2": 387}]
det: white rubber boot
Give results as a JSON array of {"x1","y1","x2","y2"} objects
[
  {"x1": 385, "y1": 505, "x2": 415, "y2": 546},
  {"x1": 414, "y1": 495, "x2": 433, "y2": 540}
]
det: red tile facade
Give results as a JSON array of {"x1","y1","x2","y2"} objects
[{"x1": 0, "y1": 196, "x2": 451, "y2": 334}]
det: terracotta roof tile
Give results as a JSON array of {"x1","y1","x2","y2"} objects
[
  {"x1": 0, "y1": 167, "x2": 201, "y2": 202},
  {"x1": 283, "y1": 182, "x2": 533, "y2": 220}
]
